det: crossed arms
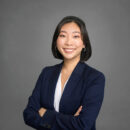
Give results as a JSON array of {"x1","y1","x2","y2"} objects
[{"x1": 23, "y1": 68, "x2": 105, "y2": 130}]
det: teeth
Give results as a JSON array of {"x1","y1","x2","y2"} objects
[
  {"x1": 64, "y1": 49, "x2": 74, "y2": 52},
  {"x1": 65, "y1": 49, "x2": 73, "y2": 51},
  {"x1": 64, "y1": 49, "x2": 73, "y2": 52}
]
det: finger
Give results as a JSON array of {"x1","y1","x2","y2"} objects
[
  {"x1": 74, "y1": 110, "x2": 79, "y2": 116},
  {"x1": 74, "y1": 111, "x2": 80, "y2": 116},
  {"x1": 74, "y1": 113, "x2": 79, "y2": 116},
  {"x1": 74, "y1": 106, "x2": 82, "y2": 116},
  {"x1": 78, "y1": 106, "x2": 82, "y2": 112}
]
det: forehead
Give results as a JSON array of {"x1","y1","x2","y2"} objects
[{"x1": 60, "y1": 22, "x2": 81, "y2": 33}]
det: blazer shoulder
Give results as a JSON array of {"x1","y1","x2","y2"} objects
[
  {"x1": 83, "y1": 63, "x2": 105, "y2": 81},
  {"x1": 41, "y1": 62, "x2": 61, "y2": 73}
]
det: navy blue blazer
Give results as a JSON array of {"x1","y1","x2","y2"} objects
[{"x1": 23, "y1": 61, "x2": 105, "y2": 130}]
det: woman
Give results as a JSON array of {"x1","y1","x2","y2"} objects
[{"x1": 23, "y1": 16, "x2": 105, "y2": 130}]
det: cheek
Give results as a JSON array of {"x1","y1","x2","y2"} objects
[
  {"x1": 75, "y1": 40, "x2": 84, "y2": 48},
  {"x1": 57, "y1": 38, "x2": 65, "y2": 47}
]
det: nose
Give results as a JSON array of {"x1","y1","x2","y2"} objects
[{"x1": 65, "y1": 36, "x2": 73, "y2": 46}]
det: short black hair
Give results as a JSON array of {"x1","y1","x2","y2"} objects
[{"x1": 51, "y1": 16, "x2": 92, "y2": 62}]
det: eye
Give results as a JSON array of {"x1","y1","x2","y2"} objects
[
  {"x1": 73, "y1": 35, "x2": 80, "y2": 38},
  {"x1": 59, "y1": 34, "x2": 66, "y2": 37}
]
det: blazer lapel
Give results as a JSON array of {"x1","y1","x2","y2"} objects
[
  {"x1": 48, "y1": 60, "x2": 85, "y2": 111},
  {"x1": 59, "y1": 61, "x2": 85, "y2": 112}
]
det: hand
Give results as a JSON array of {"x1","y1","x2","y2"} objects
[
  {"x1": 74, "y1": 106, "x2": 82, "y2": 116},
  {"x1": 38, "y1": 107, "x2": 47, "y2": 117}
]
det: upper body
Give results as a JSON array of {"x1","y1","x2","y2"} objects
[
  {"x1": 23, "y1": 61, "x2": 105, "y2": 130},
  {"x1": 23, "y1": 16, "x2": 105, "y2": 130}
]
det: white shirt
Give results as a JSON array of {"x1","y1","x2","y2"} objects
[{"x1": 54, "y1": 72, "x2": 70, "y2": 112}]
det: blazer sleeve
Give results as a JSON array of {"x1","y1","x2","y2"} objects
[
  {"x1": 23, "y1": 67, "x2": 48, "y2": 129},
  {"x1": 23, "y1": 68, "x2": 105, "y2": 130}
]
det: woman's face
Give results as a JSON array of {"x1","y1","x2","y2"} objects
[{"x1": 56, "y1": 22, "x2": 85, "y2": 61}]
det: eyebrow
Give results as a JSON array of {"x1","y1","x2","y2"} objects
[
  {"x1": 73, "y1": 31, "x2": 81, "y2": 34},
  {"x1": 60, "y1": 30, "x2": 81, "y2": 34}
]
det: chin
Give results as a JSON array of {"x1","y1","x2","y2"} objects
[{"x1": 63, "y1": 55, "x2": 80, "y2": 61}]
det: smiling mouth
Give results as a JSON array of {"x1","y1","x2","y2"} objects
[{"x1": 63, "y1": 48, "x2": 75, "y2": 53}]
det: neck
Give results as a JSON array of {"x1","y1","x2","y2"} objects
[{"x1": 62, "y1": 58, "x2": 80, "y2": 72}]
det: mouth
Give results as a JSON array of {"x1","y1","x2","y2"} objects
[{"x1": 63, "y1": 48, "x2": 75, "y2": 53}]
